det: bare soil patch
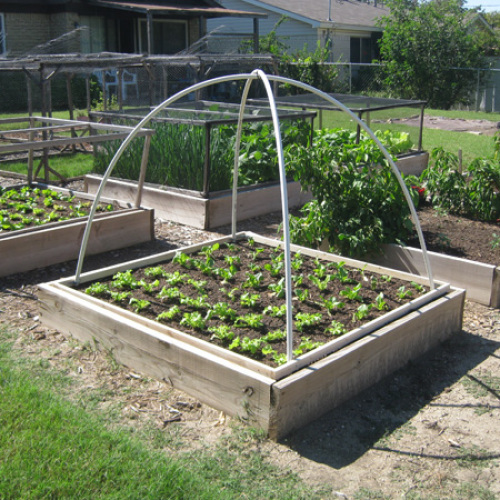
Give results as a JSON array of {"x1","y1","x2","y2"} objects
[
  {"x1": 389, "y1": 115, "x2": 500, "y2": 136},
  {"x1": 407, "y1": 205, "x2": 500, "y2": 266}
]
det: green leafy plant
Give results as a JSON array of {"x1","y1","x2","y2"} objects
[
  {"x1": 295, "y1": 312, "x2": 323, "y2": 332},
  {"x1": 209, "y1": 325, "x2": 235, "y2": 343},
  {"x1": 287, "y1": 129, "x2": 416, "y2": 257},
  {"x1": 375, "y1": 292, "x2": 388, "y2": 311},
  {"x1": 294, "y1": 337, "x2": 324, "y2": 356},
  {"x1": 109, "y1": 291, "x2": 131, "y2": 303},
  {"x1": 397, "y1": 286, "x2": 413, "y2": 300},
  {"x1": 85, "y1": 282, "x2": 110, "y2": 297},
  {"x1": 321, "y1": 296, "x2": 345, "y2": 313},
  {"x1": 263, "y1": 304, "x2": 287, "y2": 318},
  {"x1": 129, "y1": 298, "x2": 151, "y2": 313},
  {"x1": 210, "y1": 302, "x2": 237, "y2": 322},
  {"x1": 180, "y1": 312, "x2": 206, "y2": 330},
  {"x1": 268, "y1": 278, "x2": 286, "y2": 299},
  {"x1": 309, "y1": 274, "x2": 330, "y2": 292},
  {"x1": 187, "y1": 278, "x2": 207, "y2": 293},
  {"x1": 326, "y1": 320, "x2": 347, "y2": 337},
  {"x1": 157, "y1": 286, "x2": 183, "y2": 302},
  {"x1": 156, "y1": 305, "x2": 181, "y2": 322},
  {"x1": 111, "y1": 271, "x2": 139, "y2": 290},
  {"x1": 261, "y1": 329, "x2": 286, "y2": 343},
  {"x1": 180, "y1": 295, "x2": 209, "y2": 310},
  {"x1": 294, "y1": 288, "x2": 310, "y2": 303},
  {"x1": 164, "y1": 271, "x2": 189, "y2": 286},
  {"x1": 234, "y1": 313, "x2": 264, "y2": 329},
  {"x1": 243, "y1": 271, "x2": 264, "y2": 290},
  {"x1": 240, "y1": 337, "x2": 264, "y2": 356},
  {"x1": 339, "y1": 283, "x2": 363, "y2": 302},
  {"x1": 144, "y1": 266, "x2": 166, "y2": 278},
  {"x1": 491, "y1": 233, "x2": 500, "y2": 250},
  {"x1": 240, "y1": 292, "x2": 260, "y2": 309},
  {"x1": 173, "y1": 252, "x2": 195, "y2": 269},
  {"x1": 139, "y1": 279, "x2": 160, "y2": 294},
  {"x1": 353, "y1": 303, "x2": 373, "y2": 322}
]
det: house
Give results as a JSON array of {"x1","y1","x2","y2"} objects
[
  {"x1": 0, "y1": 0, "x2": 265, "y2": 57},
  {"x1": 206, "y1": 0, "x2": 388, "y2": 62}
]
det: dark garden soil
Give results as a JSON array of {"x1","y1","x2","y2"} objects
[
  {"x1": 406, "y1": 205, "x2": 500, "y2": 266},
  {"x1": 78, "y1": 239, "x2": 428, "y2": 367}
]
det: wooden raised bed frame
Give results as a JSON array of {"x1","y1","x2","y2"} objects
[
  {"x1": 373, "y1": 244, "x2": 500, "y2": 308},
  {"x1": 39, "y1": 232, "x2": 465, "y2": 439},
  {"x1": 85, "y1": 175, "x2": 312, "y2": 229},
  {"x1": 0, "y1": 184, "x2": 154, "y2": 277}
]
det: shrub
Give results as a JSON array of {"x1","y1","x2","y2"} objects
[
  {"x1": 421, "y1": 139, "x2": 500, "y2": 221},
  {"x1": 286, "y1": 129, "x2": 418, "y2": 257}
]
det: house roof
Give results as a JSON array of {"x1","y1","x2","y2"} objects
[
  {"x1": 89, "y1": 0, "x2": 266, "y2": 18},
  {"x1": 237, "y1": 0, "x2": 389, "y2": 29}
]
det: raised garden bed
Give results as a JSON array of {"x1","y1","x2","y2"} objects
[
  {"x1": 0, "y1": 184, "x2": 154, "y2": 276},
  {"x1": 84, "y1": 154, "x2": 426, "y2": 229},
  {"x1": 85, "y1": 174, "x2": 311, "y2": 229},
  {"x1": 373, "y1": 243, "x2": 500, "y2": 308},
  {"x1": 39, "y1": 232, "x2": 465, "y2": 438}
]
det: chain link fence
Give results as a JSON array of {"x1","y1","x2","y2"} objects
[{"x1": 322, "y1": 63, "x2": 500, "y2": 113}]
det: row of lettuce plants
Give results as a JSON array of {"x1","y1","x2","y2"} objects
[
  {"x1": 0, "y1": 186, "x2": 113, "y2": 232},
  {"x1": 83, "y1": 240, "x2": 426, "y2": 366}
]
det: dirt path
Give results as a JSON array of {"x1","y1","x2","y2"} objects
[{"x1": 387, "y1": 115, "x2": 500, "y2": 136}]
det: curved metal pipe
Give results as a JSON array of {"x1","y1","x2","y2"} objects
[
  {"x1": 74, "y1": 73, "x2": 259, "y2": 284},
  {"x1": 265, "y1": 75, "x2": 435, "y2": 290},
  {"x1": 73, "y1": 71, "x2": 435, "y2": 365}
]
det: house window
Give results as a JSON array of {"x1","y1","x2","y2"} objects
[
  {"x1": 0, "y1": 14, "x2": 6, "y2": 56},
  {"x1": 139, "y1": 19, "x2": 187, "y2": 55},
  {"x1": 350, "y1": 37, "x2": 372, "y2": 64},
  {"x1": 80, "y1": 16, "x2": 106, "y2": 53}
]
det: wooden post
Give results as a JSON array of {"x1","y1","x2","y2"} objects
[
  {"x1": 28, "y1": 116, "x2": 34, "y2": 185},
  {"x1": 86, "y1": 73, "x2": 91, "y2": 116},
  {"x1": 117, "y1": 67, "x2": 123, "y2": 110},
  {"x1": 162, "y1": 65, "x2": 168, "y2": 100},
  {"x1": 418, "y1": 104, "x2": 425, "y2": 152},
  {"x1": 66, "y1": 73, "x2": 77, "y2": 153},
  {"x1": 202, "y1": 123, "x2": 211, "y2": 197},
  {"x1": 135, "y1": 134, "x2": 152, "y2": 208},
  {"x1": 25, "y1": 72, "x2": 33, "y2": 117},
  {"x1": 147, "y1": 11, "x2": 154, "y2": 55},
  {"x1": 102, "y1": 71, "x2": 108, "y2": 111},
  {"x1": 253, "y1": 18, "x2": 260, "y2": 54},
  {"x1": 40, "y1": 65, "x2": 50, "y2": 183}
]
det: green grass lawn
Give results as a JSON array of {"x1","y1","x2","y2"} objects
[
  {"x1": 0, "y1": 331, "x2": 327, "y2": 499},
  {"x1": 2, "y1": 153, "x2": 94, "y2": 181}
]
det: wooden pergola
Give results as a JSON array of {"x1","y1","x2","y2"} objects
[{"x1": 0, "y1": 52, "x2": 277, "y2": 183}]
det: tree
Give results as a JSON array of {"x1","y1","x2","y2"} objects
[
  {"x1": 479, "y1": 11, "x2": 500, "y2": 56},
  {"x1": 378, "y1": 0, "x2": 485, "y2": 109}
]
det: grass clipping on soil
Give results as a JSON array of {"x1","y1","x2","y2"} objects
[{"x1": 80, "y1": 238, "x2": 428, "y2": 367}]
